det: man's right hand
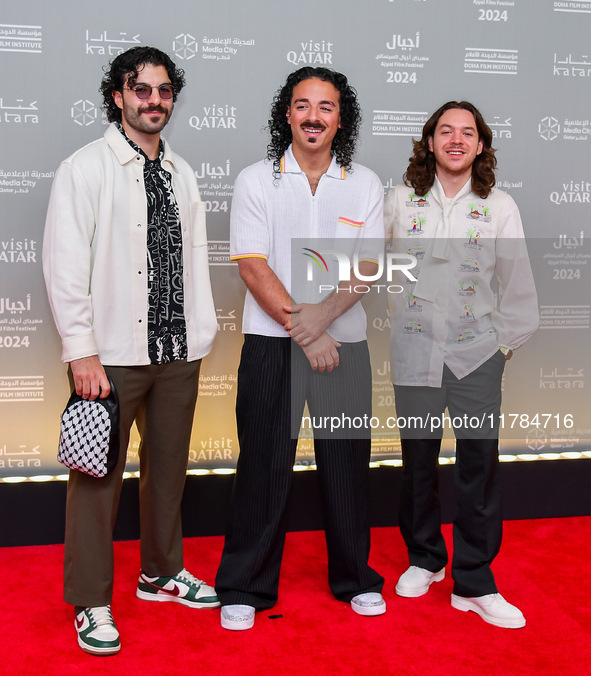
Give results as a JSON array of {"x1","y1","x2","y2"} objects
[
  {"x1": 69, "y1": 355, "x2": 110, "y2": 400},
  {"x1": 302, "y1": 332, "x2": 341, "y2": 373}
]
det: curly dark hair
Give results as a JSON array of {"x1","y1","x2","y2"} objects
[
  {"x1": 267, "y1": 67, "x2": 361, "y2": 177},
  {"x1": 404, "y1": 101, "x2": 497, "y2": 199},
  {"x1": 100, "y1": 46, "x2": 186, "y2": 123}
]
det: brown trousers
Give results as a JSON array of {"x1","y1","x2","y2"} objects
[{"x1": 63, "y1": 359, "x2": 201, "y2": 607}]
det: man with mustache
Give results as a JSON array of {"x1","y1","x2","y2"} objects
[
  {"x1": 384, "y1": 101, "x2": 538, "y2": 628},
  {"x1": 43, "y1": 46, "x2": 219, "y2": 655},
  {"x1": 215, "y1": 67, "x2": 385, "y2": 630}
]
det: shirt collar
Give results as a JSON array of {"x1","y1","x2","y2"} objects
[
  {"x1": 281, "y1": 144, "x2": 346, "y2": 180},
  {"x1": 431, "y1": 175, "x2": 473, "y2": 207},
  {"x1": 116, "y1": 121, "x2": 164, "y2": 162},
  {"x1": 105, "y1": 122, "x2": 177, "y2": 170}
]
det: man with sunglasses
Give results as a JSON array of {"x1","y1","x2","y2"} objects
[{"x1": 43, "y1": 46, "x2": 218, "y2": 655}]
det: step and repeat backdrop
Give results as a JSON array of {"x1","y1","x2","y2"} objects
[{"x1": 1, "y1": 0, "x2": 590, "y2": 478}]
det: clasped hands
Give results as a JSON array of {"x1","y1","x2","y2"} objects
[{"x1": 283, "y1": 302, "x2": 340, "y2": 373}]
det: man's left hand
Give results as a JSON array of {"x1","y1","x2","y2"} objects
[{"x1": 284, "y1": 303, "x2": 333, "y2": 346}]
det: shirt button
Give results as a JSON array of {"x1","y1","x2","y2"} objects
[
  {"x1": 137, "y1": 224, "x2": 141, "y2": 228},
  {"x1": 138, "y1": 271, "x2": 142, "y2": 274},
  {"x1": 138, "y1": 319, "x2": 142, "y2": 323}
]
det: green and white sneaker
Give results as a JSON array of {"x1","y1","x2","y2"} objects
[
  {"x1": 75, "y1": 605, "x2": 121, "y2": 656},
  {"x1": 136, "y1": 568, "x2": 221, "y2": 608}
]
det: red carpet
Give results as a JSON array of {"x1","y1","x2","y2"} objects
[{"x1": 2, "y1": 517, "x2": 591, "y2": 675}]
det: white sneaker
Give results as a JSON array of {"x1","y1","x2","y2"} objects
[
  {"x1": 396, "y1": 566, "x2": 445, "y2": 597},
  {"x1": 350, "y1": 592, "x2": 386, "y2": 616},
  {"x1": 136, "y1": 568, "x2": 220, "y2": 608},
  {"x1": 451, "y1": 593, "x2": 526, "y2": 629},
  {"x1": 75, "y1": 605, "x2": 121, "y2": 655},
  {"x1": 220, "y1": 604, "x2": 256, "y2": 631}
]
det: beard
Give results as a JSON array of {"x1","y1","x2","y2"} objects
[{"x1": 122, "y1": 101, "x2": 172, "y2": 135}]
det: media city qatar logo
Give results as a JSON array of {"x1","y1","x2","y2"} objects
[
  {"x1": 526, "y1": 428, "x2": 546, "y2": 452},
  {"x1": 302, "y1": 248, "x2": 417, "y2": 293},
  {"x1": 539, "y1": 116, "x2": 560, "y2": 141},
  {"x1": 539, "y1": 116, "x2": 591, "y2": 143},
  {"x1": 72, "y1": 100, "x2": 97, "y2": 126},
  {"x1": 173, "y1": 34, "x2": 197, "y2": 60}
]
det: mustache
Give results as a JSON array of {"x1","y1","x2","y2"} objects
[
  {"x1": 140, "y1": 105, "x2": 167, "y2": 114},
  {"x1": 300, "y1": 121, "x2": 326, "y2": 129}
]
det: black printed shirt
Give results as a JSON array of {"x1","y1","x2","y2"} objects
[{"x1": 118, "y1": 123, "x2": 188, "y2": 364}]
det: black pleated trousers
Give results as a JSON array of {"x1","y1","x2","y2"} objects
[
  {"x1": 394, "y1": 350, "x2": 505, "y2": 597},
  {"x1": 215, "y1": 335, "x2": 384, "y2": 609}
]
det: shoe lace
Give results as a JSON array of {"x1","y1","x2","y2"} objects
[
  {"x1": 176, "y1": 568, "x2": 204, "y2": 587},
  {"x1": 88, "y1": 605, "x2": 114, "y2": 628}
]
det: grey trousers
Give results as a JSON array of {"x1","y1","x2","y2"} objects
[{"x1": 63, "y1": 359, "x2": 201, "y2": 607}]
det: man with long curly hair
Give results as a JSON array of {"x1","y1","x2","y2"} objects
[
  {"x1": 384, "y1": 102, "x2": 538, "y2": 628},
  {"x1": 43, "y1": 46, "x2": 219, "y2": 655},
  {"x1": 215, "y1": 67, "x2": 385, "y2": 630}
]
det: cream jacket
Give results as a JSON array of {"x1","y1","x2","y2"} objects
[{"x1": 43, "y1": 123, "x2": 217, "y2": 365}]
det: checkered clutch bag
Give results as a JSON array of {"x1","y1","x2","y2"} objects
[{"x1": 58, "y1": 377, "x2": 120, "y2": 478}]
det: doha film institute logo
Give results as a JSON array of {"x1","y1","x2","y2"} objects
[
  {"x1": 173, "y1": 34, "x2": 197, "y2": 60},
  {"x1": 71, "y1": 100, "x2": 97, "y2": 126},
  {"x1": 539, "y1": 116, "x2": 560, "y2": 141}
]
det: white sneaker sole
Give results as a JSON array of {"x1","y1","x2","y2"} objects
[
  {"x1": 350, "y1": 599, "x2": 386, "y2": 617},
  {"x1": 451, "y1": 594, "x2": 526, "y2": 629},
  {"x1": 395, "y1": 568, "x2": 445, "y2": 598},
  {"x1": 77, "y1": 635, "x2": 121, "y2": 656},
  {"x1": 136, "y1": 588, "x2": 221, "y2": 608}
]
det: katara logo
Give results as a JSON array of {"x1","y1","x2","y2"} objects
[
  {"x1": 71, "y1": 100, "x2": 97, "y2": 126},
  {"x1": 173, "y1": 33, "x2": 197, "y2": 60},
  {"x1": 539, "y1": 116, "x2": 560, "y2": 141}
]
